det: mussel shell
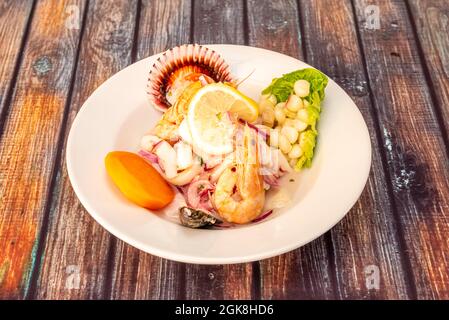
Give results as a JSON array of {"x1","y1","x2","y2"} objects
[
  {"x1": 179, "y1": 206, "x2": 221, "y2": 229},
  {"x1": 147, "y1": 44, "x2": 234, "y2": 112}
]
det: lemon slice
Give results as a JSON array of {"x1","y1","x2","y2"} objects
[{"x1": 187, "y1": 83, "x2": 259, "y2": 155}]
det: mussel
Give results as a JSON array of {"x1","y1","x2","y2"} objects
[{"x1": 179, "y1": 206, "x2": 221, "y2": 229}]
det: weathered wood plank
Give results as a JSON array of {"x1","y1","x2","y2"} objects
[
  {"x1": 135, "y1": 0, "x2": 191, "y2": 59},
  {"x1": 354, "y1": 0, "x2": 449, "y2": 299},
  {"x1": 33, "y1": 0, "x2": 138, "y2": 299},
  {"x1": 107, "y1": 0, "x2": 191, "y2": 300},
  {"x1": 193, "y1": 0, "x2": 245, "y2": 45},
  {"x1": 185, "y1": 264, "x2": 254, "y2": 300},
  {"x1": 110, "y1": 245, "x2": 185, "y2": 300},
  {"x1": 247, "y1": 0, "x2": 302, "y2": 55},
  {"x1": 0, "y1": 0, "x2": 34, "y2": 126},
  {"x1": 183, "y1": 0, "x2": 255, "y2": 300},
  {"x1": 0, "y1": 0, "x2": 86, "y2": 299},
  {"x1": 408, "y1": 0, "x2": 449, "y2": 144},
  {"x1": 247, "y1": 0, "x2": 335, "y2": 299},
  {"x1": 299, "y1": 0, "x2": 411, "y2": 299}
]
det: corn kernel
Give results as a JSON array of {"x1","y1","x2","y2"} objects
[
  {"x1": 289, "y1": 158, "x2": 297, "y2": 168},
  {"x1": 269, "y1": 129, "x2": 280, "y2": 148},
  {"x1": 293, "y1": 119, "x2": 308, "y2": 132},
  {"x1": 281, "y1": 126, "x2": 299, "y2": 144},
  {"x1": 275, "y1": 102, "x2": 286, "y2": 109},
  {"x1": 262, "y1": 108, "x2": 275, "y2": 127},
  {"x1": 279, "y1": 134, "x2": 292, "y2": 154},
  {"x1": 284, "y1": 119, "x2": 295, "y2": 127},
  {"x1": 274, "y1": 107, "x2": 286, "y2": 125},
  {"x1": 267, "y1": 94, "x2": 277, "y2": 105},
  {"x1": 297, "y1": 108, "x2": 309, "y2": 123},
  {"x1": 286, "y1": 95, "x2": 303, "y2": 112},
  {"x1": 259, "y1": 100, "x2": 274, "y2": 113},
  {"x1": 294, "y1": 80, "x2": 310, "y2": 97},
  {"x1": 288, "y1": 144, "x2": 303, "y2": 159},
  {"x1": 285, "y1": 110, "x2": 297, "y2": 119}
]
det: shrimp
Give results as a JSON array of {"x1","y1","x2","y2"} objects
[{"x1": 212, "y1": 125, "x2": 265, "y2": 224}]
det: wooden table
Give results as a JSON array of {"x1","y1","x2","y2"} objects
[{"x1": 0, "y1": 0, "x2": 448, "y2": 300}]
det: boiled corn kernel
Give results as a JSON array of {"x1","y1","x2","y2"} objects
[
  {"x1": 262, "y1": 108, "x2": 275, "y2": 127},
  {"x1": 269, "y1": 129, "x2": 280, "y2": 148},
  {"x1": 275, "y1": 102, "x2": 286, "y2": 109},
  {"x1": 286, "y1": 94, "x2": 303, "y2": 112},
  {"x1": 297, "y1": 108, "x2": 309, "y2": 123},
  {"x1": 288, "y1": 144, "x2": 303, "y2": 159},
  {"x1": 281, "y1": 126, "x2": 299, "y2": 144},
  {"x1": 285, "y1": 110, "x2": 297, "y2": 119},
  {"x1": 259, "y1": 100, "x2": 275, "y2": 113},
  {"x1": 289, "y1": 158, "x2": 297, "y2": 168},
  {"x1": 274, "y1": 106, "x2": 286, "y2": 125},
  {"x1": 262, "y1": 93, "x2": 277, "y2": 105},
  {"x1": 279, "y1": 134, "x2": 292, "y2": 154},
  {"x1": 293, "y1": 119, "x2": 308, "y2": 132},
  {"x1": 294, "y1": 80, "x2": 310, "y2": 97}
]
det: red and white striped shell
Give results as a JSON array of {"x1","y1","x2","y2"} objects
[{"x1": 147, "y1": 44, "x2": 234, "y2": 112}]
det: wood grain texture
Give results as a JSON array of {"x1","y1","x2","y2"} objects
[
  {"x1": 247, "y1": 0, "x2": 335, "y2": 299},
  {"x1": 108, "y1": 0, "x2": 191, "y2": 300},
  {"x1": 34, "y1": 0, "x2": 138, "y2": 299},
  {"x1": 354, "y1": 0, "x2": 449, "y2": 299},
  {"x1": 0, "y1": 0, "x2": 447, "y2": 300},
  {"x1": 247, "y1": 0, "x2": 302, "y2": 55},
  {"x1": 0, "y1": 0, "x2": 34, "y2": 125},
  {"x1": 135, "y1": 0, "x2": 192, "y2": 59},
  {"x1": 300, "y1": 0, "x2": 410, "y2": 299},
  {"x1": 193, "y1": 0, "x2": 245, "y2": 44},
  {"x1": 408, "y1": 0, "x2": 449, "y2": 144},
  {"x1": 183, "y1": 0, "x2": 254, "y2": 300},
  {"x1": 0, "y1": 0, "x2": 86, "y2": 299}
]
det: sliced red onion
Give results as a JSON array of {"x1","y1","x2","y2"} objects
[
  {"x1": 176, "y1": 186, "x2": 186, "y2": 195},
  {"x1": 138, "y1": 149, "x2": 159, "y2": 164},
  {"x1": 199, "y1": 185, "x2": 214, "y2": 197},
  {"x1": 252, "y1": 210, "x2": 274, "y2": 223},
  {"x1": 263, "y1": 174, "x2": 280, "y2": 187},
  {"x1": 198, "y1": 198, "x2": 214, "y2": 212},
  {"x1": 212, "y1": 223, "x2": 234, "y2": 229},
  {"x1": 151, "y1": 139, "x2": 163, "y2": 151},
  {"x1": 186, "y1": 179, "x2": 214, "y2": 208},
  {"x1": 239, "y1": 119, "x2": 270, "y2": 140}
]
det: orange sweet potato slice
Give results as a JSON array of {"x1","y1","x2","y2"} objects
[{"x1": 105, "y1": 151, "x2": 174, "y2": 209}]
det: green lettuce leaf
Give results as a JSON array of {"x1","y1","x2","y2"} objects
[
  {"x1": 262, "y1": 68, "x2": 328, "y2": 103},
  {"x1": 295, "y1": 129, "x2": 317, "y2": 170},
  {"x1": 262, "y1": 68, "x2": 328, "y2": 170}
]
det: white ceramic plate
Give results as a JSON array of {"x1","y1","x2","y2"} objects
[{"x1": 67, "y1": 45, "x2": 371, "y2": 264}]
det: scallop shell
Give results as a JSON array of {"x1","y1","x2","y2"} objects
[{"x1": 147, "y1": 44, "x2": 234, "y2": 112}]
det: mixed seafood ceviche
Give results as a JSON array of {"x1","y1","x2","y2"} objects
[{"x1": 105, "y1": 44, "x2": 328, "y2": 229}]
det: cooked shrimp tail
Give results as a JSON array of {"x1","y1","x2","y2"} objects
[{"x1": 212, "y1": 125, "x2": 265, "y2": 224}]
